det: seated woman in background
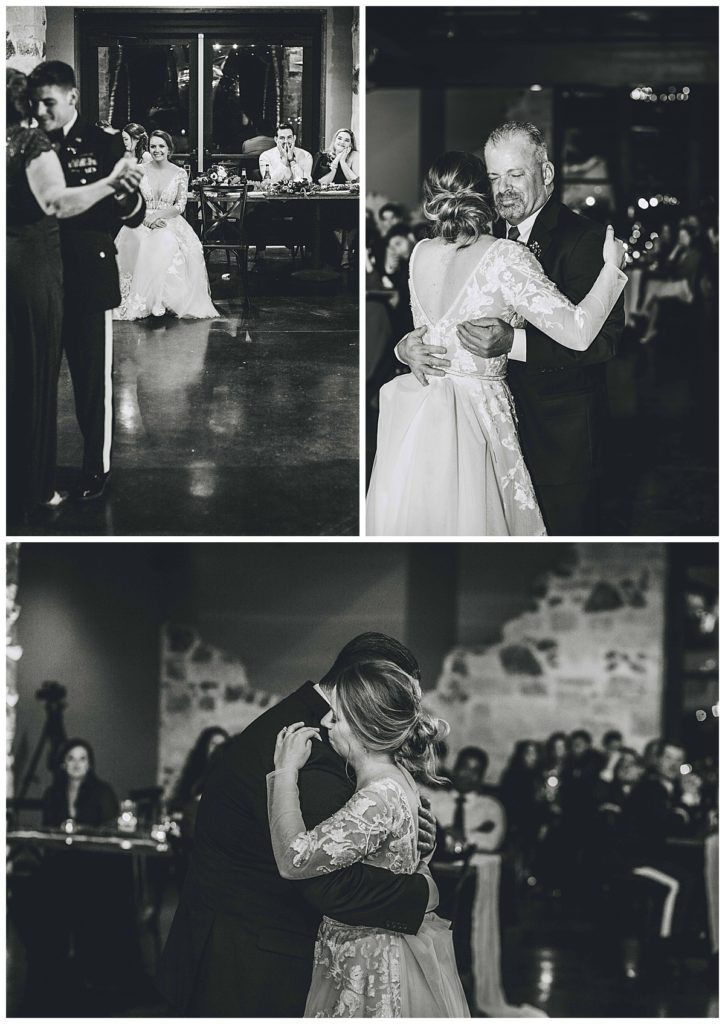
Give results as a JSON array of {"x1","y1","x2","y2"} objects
[
  {"x1": 312, "y1": 129, "x2": 360, "y2": 268},
  {"x1": 122, "y1": 122, "x2": 152, "y2": 165},
  {"x1": 170, "y1": 726, "x2": 229, "y2": 819},
  {"x1": 114, "y1": 130, "x2": 219, "y2": 320},
  {"x1": 42, "y1": 738, "x2": 119, "y2": 827},
  {"x1": 311, "y1": 128, "x2": 360, "y2": 185},
  {"x1": 39, "y1": 739, "x2": 142, "y2": 994}
]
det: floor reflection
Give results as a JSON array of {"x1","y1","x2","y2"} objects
[{"x1": 17, "y1": 255, "x2": 359, "y2": 536}]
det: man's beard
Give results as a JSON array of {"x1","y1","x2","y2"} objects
[{"x1": 495, "y1": 192, "x2": 526, "y2": 222}]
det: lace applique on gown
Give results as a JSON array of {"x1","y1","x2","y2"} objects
[
  {"x1": 366, "y1": 237, "x2": 626, "y2": 537},
  {"x1": 267, "y1": 772, "x2": 470, "y2": 1018},
  {"x1": 114, "y1": 168, "x2": 218, "y2": 320}
]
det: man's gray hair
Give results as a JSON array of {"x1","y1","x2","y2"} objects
[{"x1": 485, "y1": 121, "x2": 549, "y2": 163}]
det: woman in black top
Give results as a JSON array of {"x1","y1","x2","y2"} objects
[
  {"x1": 42, "y1": 737, "x2": 119, "y2": 827},
  {"x1": 311, "y1": 128, "x2": 360, "y2": 184}
]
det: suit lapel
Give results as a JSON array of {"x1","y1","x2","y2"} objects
[{"x1": 527, "y1": 197, "x2": 560, "y2": 265}]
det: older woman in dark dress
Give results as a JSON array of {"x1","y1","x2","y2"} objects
[{"x1": 6, "y1": 68, "x2": 137, "y2": 524}]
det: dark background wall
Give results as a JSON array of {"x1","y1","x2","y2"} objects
[
  {"x1": 13, "y1": 543, "x2": 715, "y2": 802},
  {"x1": 13, "y1": 543, "x2": 567, "y2": 800}
]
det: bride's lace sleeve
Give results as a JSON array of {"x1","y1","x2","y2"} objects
[
  {"x1": 497, "y1": 239, "x2": 627, "y2": 352},
  {"x1": 267, "y1": 771, "x2": 401, "y2": 880},
  {"x1": 173, "y1": 171, "x2": 189, "y2": 214}
]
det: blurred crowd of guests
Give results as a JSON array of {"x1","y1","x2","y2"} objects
[
  {"x1": 365, "y1": 193, "x2": 717, "y2": 445},
  {"x1": 422, "y1": 727, "x2": 717, "y2": 984}
]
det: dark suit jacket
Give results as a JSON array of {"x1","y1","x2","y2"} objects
[
  {"x1": 52, "y1": 117, "x2": 146, "y2": 312},
  {"x1": 503, "y1": 199, "x2": 624, "y2": 528},
  {"x1": 156, "y1": 680, "x2": 429, "y2": 1017}
]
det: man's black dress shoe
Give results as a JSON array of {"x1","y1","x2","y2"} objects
[{"x1": 74, "y1": 473, "x2": 110, "y2": 502}]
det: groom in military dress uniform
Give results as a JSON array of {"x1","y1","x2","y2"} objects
[{"x1": 28, "y1": 60, "x2": 146, "y2": 501}]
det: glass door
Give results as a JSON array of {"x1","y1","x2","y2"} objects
[
  {"x1": 81, "y1": 12, "x2": 323, "y2": 174},
  {"x1": 85, "y1": 35, "x2": 198, "y2": 169},
  {"x1": 203, "y1": 35, "x2": 318, "y2": 167}
]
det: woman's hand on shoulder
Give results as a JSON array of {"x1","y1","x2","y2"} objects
[
  {"x1": 603, "y1": 224, "x2": 626, "y2": 270},
  {"x1": 274, "y1": 722, "x2": 321, "y2": 772}
]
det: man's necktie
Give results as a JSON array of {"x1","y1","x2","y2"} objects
[
  {"x1": 507, "y1": 224, "x2": 521, "y2": 242},
  {"x1": 452, "y1": 792, "x2": 467, "y2": 840}
]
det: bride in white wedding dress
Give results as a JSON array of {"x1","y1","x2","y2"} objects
[
  {"x1": 114, "y1": 130, "x2": 218, "y2": 321},
  {"x1": 366, "y1": 151, "x2": 626, "y2": 537}
]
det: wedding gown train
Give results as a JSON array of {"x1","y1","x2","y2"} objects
[
  {"x1": 366, "y1": 237, "x2": 627, "y2": 536},
  {"x1": 267, "y1": 770, "x2": 471, "y2": 1018},
  {"x1": 114, "y1": 167, "x2": 218, "y2": 321}
]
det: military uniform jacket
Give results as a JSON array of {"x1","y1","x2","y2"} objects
[{"x1": 52, "y1": 116, "x2": 146, "y2": 312}]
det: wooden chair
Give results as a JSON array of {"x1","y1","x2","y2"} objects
[{"x1": 197, "y1": 181, "x2": 252, "y2": 312}]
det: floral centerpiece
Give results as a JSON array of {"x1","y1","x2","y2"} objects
[{"x1": 192, "y1": 164, "x2": 244, "y2": 187}]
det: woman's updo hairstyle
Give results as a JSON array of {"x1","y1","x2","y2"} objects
[
  {"x1": 124, "y1": 122, "x2": 149, "y2": 161},
  {"x1": 422, "y1": 150, "x2": 493, "y2": 247},
  {"x1": 149, "y1": 129, "x2": 174, "y2": 154},
  {"x1": 334, "y1": 658, "x2": 450, "y2": 785}
]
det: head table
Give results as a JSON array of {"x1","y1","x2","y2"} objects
[{"x1": 186, "y1": 183, "x2": 359, "y2": 274}]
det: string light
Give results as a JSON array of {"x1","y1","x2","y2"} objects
[{"x1": 631, "y1": 85, "x2": 691, "y2": 103}]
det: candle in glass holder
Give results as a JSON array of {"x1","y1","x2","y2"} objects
[{"x1": 117, "y1": 800, "x2": 138, "y2": 834}]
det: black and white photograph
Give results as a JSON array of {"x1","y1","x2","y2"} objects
[
  {"x1": 7, "y1": 6, "x2": 359, "y2": 537},
  {"x1": 365, "y1": 7, "x2": 717, "y2": 536},
  {"x1": 6, "y1": 541, "x2": 718, "y2": 1017}
]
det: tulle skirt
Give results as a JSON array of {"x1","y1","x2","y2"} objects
[
  {"x1": 366, "y1": 372, "x2": 546, "y2": 536},
  {"x1": 304, "y1": 913, "x2": 470, "y2": 1018},
  {"x1": 114, "y1": 215, "x2": 218, "y2": 321}
]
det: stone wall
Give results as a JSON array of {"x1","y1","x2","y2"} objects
[
  {"x1": 6, "y1": 7, "x2": 46, "y2": 74},
  {"x1": 426, "y1": 543, "x2": 667, "y2": 781},
  {"x1": 158, "y1": 622, "x2": 279, "y2": 798}
]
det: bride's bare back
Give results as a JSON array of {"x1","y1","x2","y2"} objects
[{"x1": 410, "y1": 235, "x2": 498, "y2": 325}]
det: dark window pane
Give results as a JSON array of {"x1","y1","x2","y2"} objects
[{"x1": 210, "y1": 44, "x2": 304, "y2": 154}]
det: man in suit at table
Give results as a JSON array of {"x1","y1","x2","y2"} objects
[
  {"x1": 397, "y1": 121, "x2": 624, "y2": 536},
  {"x1": 28, "y1": 60, "x2": 146, "y2": 502},
  {"x1": 156, "y1": 633, "x2": 438, "y2": 1017}
]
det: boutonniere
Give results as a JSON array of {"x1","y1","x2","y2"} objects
[{"x1": 528, "y1": 240, "x2": 542, "y2": 261}]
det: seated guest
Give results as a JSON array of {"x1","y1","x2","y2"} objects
[
  {"x1": 258, "y1": 122, "x2": 313, "y2": 183},
  {"x1": 39, "y1": 739, "x2": 141, "y2": 994},
  {"x1": 42, "y1": 737, "x2": 119, "y2": 827},
  {"x1": 122, "y1": 122, "x2": 152, "y2": 165},
  {"x1": 599, "y1": 728, "x2": 624, "y2": 782},
  {"x1": 169, "y1": 726, "x2": 229, "y2": 830},
  {"x1": 499, "y1": 740, "x2": 545, "y2": 880},
  {"x1": 378, "y1": 201, "x2": 408, "y2": 235},
  {"x1": 311, "y1": 128, "x2": 359, "y2": 267},
  {"x1": 427, "y1": 746, "x2": 506, "y2": 858},
  {"x1": 558, "y1": 730, "x2": 605, "y2": 898},
  {"x1": 241, "y1": 118, "x2": 275, "y2": 158},
  {"x1": 624, "y1": 741, "x2": 697, "y2": 950},
  {"x1": 380, "y1": 224, "x2": 415, "y2": 341},
  {"x1": 311, "y1": 128, "x2": 360, "y2": 184}
]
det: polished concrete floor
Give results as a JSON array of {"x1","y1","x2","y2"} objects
[
  {"x1": 9, "y1": 886, "x2": 716, "y2": 1017},
  {"x1": 14, "y1": 253, "x2": 359, "y2": 537}
]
